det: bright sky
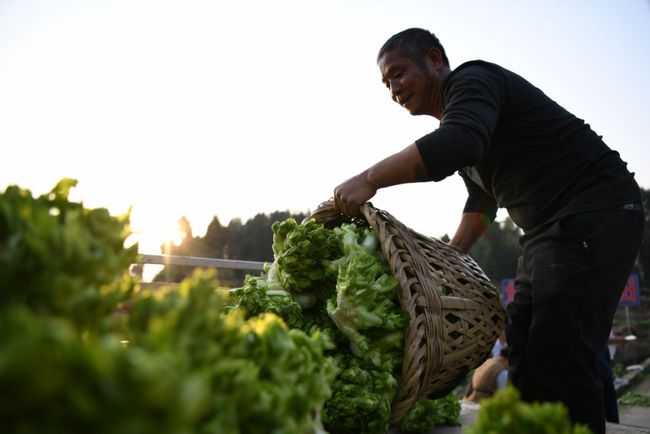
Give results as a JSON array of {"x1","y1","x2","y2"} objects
[{"x1": 2, "y1": 0, "x2": 649, "y2": 257}]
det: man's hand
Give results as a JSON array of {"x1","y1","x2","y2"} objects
[
  {"x1": 449, "y1": 212, "x2": 492, "y2": 253},
  {"x1": 333, "y1": 171, "x2": 377, "y2": 216}
]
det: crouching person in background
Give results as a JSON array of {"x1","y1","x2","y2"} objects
[{"x1": 464, "y1": 346, "x2": 510, "y2": 402}]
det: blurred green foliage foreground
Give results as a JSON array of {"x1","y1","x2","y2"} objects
[{"x1": 0, "y1": 179, "x2": 591, "y2": 434}]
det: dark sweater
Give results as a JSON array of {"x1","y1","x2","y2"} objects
[{"x1": 415, "y1": 60, "x2": 641, "y2": 231}]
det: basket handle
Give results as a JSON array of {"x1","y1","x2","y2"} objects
[{"x1": 306, "y1": 199, "x2": 371, "y2": 228}]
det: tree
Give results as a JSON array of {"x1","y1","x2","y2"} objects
[
  {"x1": 153, "y1": 210, "x2": 307, "y2": 287},
  {"x1": 177, "y1": 216, "x2": 192, "y2": 240},
  {"x1": 154, "y1": 217, "x2": 206, "y2": 283},
  {"x1": 469, "y1": 217, "x2": 522, "y2": 284},
  {"x1": 203, "y1": 216, "x2": 230, "y2": 259}
]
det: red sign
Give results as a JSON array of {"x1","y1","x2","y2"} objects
[
  {"x1": 500, "y1": 273, "x2": 640, "y2": 306},
  {"x1": 501, "y1": 279, "x2": 516, "y2": 306},
  {"x1": 619, "y1": 274, "x2": 640, "y2": 306}
]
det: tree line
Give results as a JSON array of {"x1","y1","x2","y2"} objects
[
  {"x1": 153, "y1": 211, "x2": 306, "y2": 287},
  {"x1": 155, "y1": 188, "x2": 649, "y2": 289}
]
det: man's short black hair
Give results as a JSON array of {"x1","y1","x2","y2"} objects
[{"x1": 377, "y1": 28, "x2": 450, "y2": 67}]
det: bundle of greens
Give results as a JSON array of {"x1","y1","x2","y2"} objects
[
  {"x1": 398, "y1": 394, "x2": 461, "y2": 433},
  {"x1": 122, "y1": 272, "x2": 337, "y2": 434},
  {"x1": 0, "y1": 306, "x2": 189, "y2": 434},
  {"x1": 326, "y1": 224, "x2": 407, "y2": 361},
  {"x1": 271, "y1": 218, "x2": 341, "y2": 298},
  {"x1": 321, "y1": 354, "x2": 397, "y2": 434},
  {"x1": 464, "y1": 386, "x2": 593, "y2": 434},
  {"x1": 0, "y1": 178, "x2": 137, "y2": 330},
  {"x1": 226, "y1": 273, "x2": 304, "y2": 328}
]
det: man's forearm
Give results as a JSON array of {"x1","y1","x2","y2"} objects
[
  {"x1": 334, "y1": 143, "x2": 430, "y2": 215},
  {"x1": 365, "y1": 143, "x2": 431, "y2": 188},
  {"x1": 449, "y1": 212, "x2": 492, "y2": 253}
]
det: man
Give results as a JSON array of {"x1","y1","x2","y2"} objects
[
  {"x1": 464, "y1": 346, "x2": 510, "y2": 403},
  {"x1": 333, "y1": 28, "x2": 644, "y2": 434}
]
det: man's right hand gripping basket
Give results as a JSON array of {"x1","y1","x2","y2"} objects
[{"x1": 308, "y1": 200, "x2": 507, "y2": 423}]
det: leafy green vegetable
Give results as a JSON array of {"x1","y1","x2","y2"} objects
[
  {"x1": 0, "y1": 179, "x2": 137, "y2": 330},
  {"x1": 612, "y1": 363, "x2": 627, "y2": 379},
  {"x1": 324, "y1": 224, "x2": 407, "y2": 372},
  {"x1": 618, "y1": 391, "x2": 650, "y2": 407},
  {"x1": 321, "y1": 355, "x2": 397, "y2": 434},
  {"x1": 226, "y1": 274, "x2": 304, "y2": 328},
  {"x1": 264, "y1": 220, "x2": 416, "y2": 432},
  {"x1": 124, "y1": 272, "x2": 337, "y2": 434},
  {"x1": 464, "y1": 385, "x2": 593, "y2": 434},
  {"x1": 0, "y1": 306, "x2": 189, "y2": 434},
  {"x1": 327, "y1": 249, "x2": 407, "y2": 357},
  {"x1": 271, "y1": 218, "x2": 341, "y2": 297},
  {"x1": 398, "y1": 394, "x2": 461, "y2": 433}
]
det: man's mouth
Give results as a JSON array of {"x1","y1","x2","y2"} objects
[{"x1": 398, "y1": 95, "x2": 411, "y2": 107}]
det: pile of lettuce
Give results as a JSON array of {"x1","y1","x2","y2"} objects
[
  {"x1": 228, "y1": 217, "x2": 461, "y2": 433},
  {"x1": 0, "y1": 180, "x2": 335, "y2": 434}
]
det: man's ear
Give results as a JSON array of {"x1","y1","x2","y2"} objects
[{"x1": 425, "y1": 47, "x2": 445, "y2": 68}]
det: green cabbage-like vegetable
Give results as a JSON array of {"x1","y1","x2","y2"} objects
[
  {"x1": 327, "y1": 249, "x2": 407, "y2": 357},
  {"x1": 398, "y1": 393, "x2": 461, "y2": 433},
  {"x1": 124, "y1": 273, "x2": 337, "y2": 434},
  {"x1": 271, "y1": 218, "x2": 341, "y2": 297},
  {"x1": 263, "y1": 220, "x2": 418, "y2": 432},
  {"x1": 0, "y1": 179, "x2": 137, "y2": 330},
  {"x1": 0, "y1": 306, "x2": 189, "y2": 434},
  {"x1": 226, "y1": 274, "x2": 304, "y2": 328},
  {"x1": 464, "y1": 385, "x2": 593, "y2": 434},
  {"x1": 321, "y1": 354, "x2": 397, "y2": 434}
]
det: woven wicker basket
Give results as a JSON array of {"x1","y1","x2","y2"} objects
[{"x1": 307, "y1": 200, "x2": 507, "y2": 423}]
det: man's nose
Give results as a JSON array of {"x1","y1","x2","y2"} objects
[{"x1": 389, "y1": 80, "x2": 401, "y2": 102}]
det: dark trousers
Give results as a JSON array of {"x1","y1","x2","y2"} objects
[{"x1": 506, "y1": 206, "x2": 644, "y2": 434}]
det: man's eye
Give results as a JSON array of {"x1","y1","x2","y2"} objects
[{"x1": 384, "y1": 73, "x2": 402, "y2": 89}]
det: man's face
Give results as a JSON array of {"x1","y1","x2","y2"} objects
[{"x1": 379, "y1": 47, "x2": 438, "y2": 116}]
